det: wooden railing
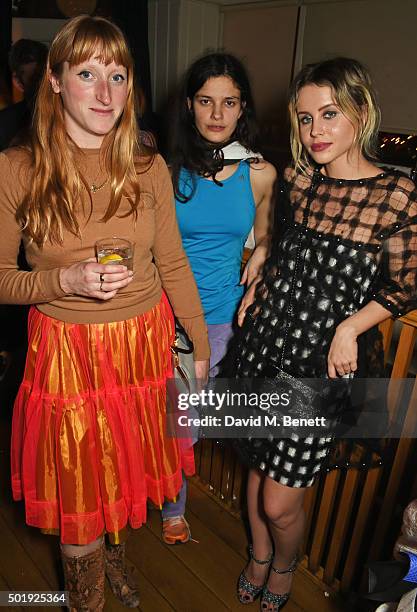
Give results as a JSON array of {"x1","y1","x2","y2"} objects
[{"x1": 194, "y1": 310, "x2": 417, "y2": 597}]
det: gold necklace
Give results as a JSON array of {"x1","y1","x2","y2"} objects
[
  {"x1": 90, "y1": 177, "x2": 108, "y2": 193},
  {"x1": 83, "y1": 158, "x2": 108, "y2": 193}
]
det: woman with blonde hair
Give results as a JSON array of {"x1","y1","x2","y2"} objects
[
  {"x1": 0, "y1": 15, "x2": 209, "y2": 610},
  {"x1": 235, "y1": 57, "x2": 417, "y2": 611}
]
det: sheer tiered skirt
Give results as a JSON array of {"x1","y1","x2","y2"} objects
[{"x1": 11, "y1": 297, "x2": 194, "y2": 544}]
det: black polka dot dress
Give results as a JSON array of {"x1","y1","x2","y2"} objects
[{"x1": 234, "y1": 166, "x2": 417, "y2": 487}]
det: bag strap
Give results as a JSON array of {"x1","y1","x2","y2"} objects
[{"x1": 171, "y1": 325, "x2": 194, "y2": 355}]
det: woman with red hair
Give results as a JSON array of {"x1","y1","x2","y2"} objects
[{"x1": 0, "y1": 15, "x2": 209, "y2": 610}]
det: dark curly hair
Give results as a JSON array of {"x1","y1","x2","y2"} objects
[{"x1": 170, "y1": 52, "x2": 259, "y2": 202}]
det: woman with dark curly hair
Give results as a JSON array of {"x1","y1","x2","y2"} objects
[
  {"x1": 161, "y1": 52, "x2": 276, "y2": 544},
  {"x1": 172, "y1": 52, "x2": 276, "y2": 377}
]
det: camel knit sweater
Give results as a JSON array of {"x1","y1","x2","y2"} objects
[{"x1": 0, "y1": 147, "x2": 209, "y2": 360}]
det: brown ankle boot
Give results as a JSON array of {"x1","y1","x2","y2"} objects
[
  {"x1": 61, "y1": 542, "x2": 105, "y2": 611},
  {"x1": 105, "y1": 543, "x2": 140, "y2": 608}
]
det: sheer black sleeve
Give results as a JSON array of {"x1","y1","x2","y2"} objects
[{"x1": 373, "y1": 176, "x2": 417, "y2": 317}]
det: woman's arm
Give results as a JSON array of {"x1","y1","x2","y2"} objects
[
  {"x1": 151, "y1": 154, "x2": 210, "y2": 368},
  {"x1": 0, "y1": 152, "x2": 65, "y2": 305},
  {"x1": 0, "y1": 152, "x2": 132, "y2": 304},
  {"x1": 329, "y1": 178, "x2": 417, "y2": 378},
  {"x1": 240, "y1": 161, "x2": 276, "y2": 285},
  {"x1": 327, "y1": 301, "x2": 391, "y2": 378}
]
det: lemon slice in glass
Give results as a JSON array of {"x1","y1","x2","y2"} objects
[{"x1": 99, "y1": 253, "x2": 123, "y2": 265}]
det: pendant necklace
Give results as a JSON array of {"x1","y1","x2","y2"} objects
[
  {"x1": 90, "y1": 176, "x2": 108, "y2": 193},
  {"x1": 89, "y1": 165, "x2": 108, "y2": 193}
]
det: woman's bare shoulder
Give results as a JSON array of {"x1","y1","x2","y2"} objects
[{"x1": 249, "y1": 159, "x2": 277, "y2": 188}]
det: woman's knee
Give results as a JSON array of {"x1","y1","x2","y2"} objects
[
  {"x1": 263, "y1": 500, "x2": 301, "y2": 527},
  {"x1": 262, "y1": 479, "x2": 305, "y2": 525}
]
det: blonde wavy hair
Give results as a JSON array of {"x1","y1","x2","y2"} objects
[
  {"x1": 17, "y1": 15, "x2": 145, "y2": 246},
  {"x1": 288, "y1": 57, "x2": 381, "y2": 173}
]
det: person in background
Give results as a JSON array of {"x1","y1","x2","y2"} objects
[
  {"x1": 0, "y1": 39, "x2": 47, "y2": 396},
  {"x1": 0, "y1": 16, "x2": 209, "y2": 610},
  {"x1": 161, "y1": 52, "x2": 276, "y2": 545},
  {"x1": 0, "y1": 38, "x2": 48, "y2": 150},
  {"x1": 234, "y1": 57, "x2": 417, "y2": 611}
]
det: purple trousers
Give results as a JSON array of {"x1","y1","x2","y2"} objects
[{"x1": 207, "y1": 322, "x2": 234, "y2": 377}]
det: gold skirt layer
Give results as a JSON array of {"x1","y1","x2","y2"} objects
[{"x1": 11, "y1": 297, "x2": 194, "y2": 544}]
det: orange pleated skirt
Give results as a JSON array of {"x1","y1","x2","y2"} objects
[{"x1": 11, "y1": 296, "x2": 194, "y2": 544}]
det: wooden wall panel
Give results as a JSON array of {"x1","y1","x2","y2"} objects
[
  {"x1": 149, "y1": 0, "x2": 220, "y2": 113},
  {"x1": 148, "y1": 0, "x2": 181, "y2": 112},
  {"x1": 302, "y1": 0, "x2": 417, "y2": 133},
  {"x1": 222, "y1": 3, "x2": 299, "y2": 117},
  {"x1": 222, "y1": 4, "x2": 299, "y2": 153},
  {"x1": 178, "y1": 0, "x2": 220, "y2": 74},
  {"x1": 12, "y1": 17, "x2": 65, "y2": 45}
]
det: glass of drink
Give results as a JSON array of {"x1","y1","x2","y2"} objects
[{"x1": 95, "y1": 237, "x2": 134, "y2": 271}]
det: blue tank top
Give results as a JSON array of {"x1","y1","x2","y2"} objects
[{"x1": 175, "y1": 161, "x2": 256, "y2": 324}]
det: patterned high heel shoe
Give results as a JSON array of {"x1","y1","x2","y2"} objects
[
  {"x1": 61, "y1": 541, "x2": 105, "y2": 611},
  {"x1": 105, "y1": 542, "x2": 140, "y2": 608},
  {"x1": 237, "y1": 545, "x2": 273, "y2": 604},
  {"x1": 261, "y1": 557, "x2": 298, "y2": 611}
]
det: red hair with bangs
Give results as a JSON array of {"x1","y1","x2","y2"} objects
[{"x1": 17, "y1": 15, "x2": 147, "y2": 246}]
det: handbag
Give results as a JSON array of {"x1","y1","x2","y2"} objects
[
  {"x1": 169, "y1": 324, "x2": 200, "y2": 445},
  {"x1": 259, "y1": 365, "x2": 388, "y2": 471},
  {"x1": 170, "y1": 324, "x2": 195, "y2": 394},
  {"x1": 247, "y1": 363, "x2": 349, "y2": 438}
]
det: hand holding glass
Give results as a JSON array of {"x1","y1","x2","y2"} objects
[{"x1": 95, "y1": 238, "x2": 134, "y2": 271}]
